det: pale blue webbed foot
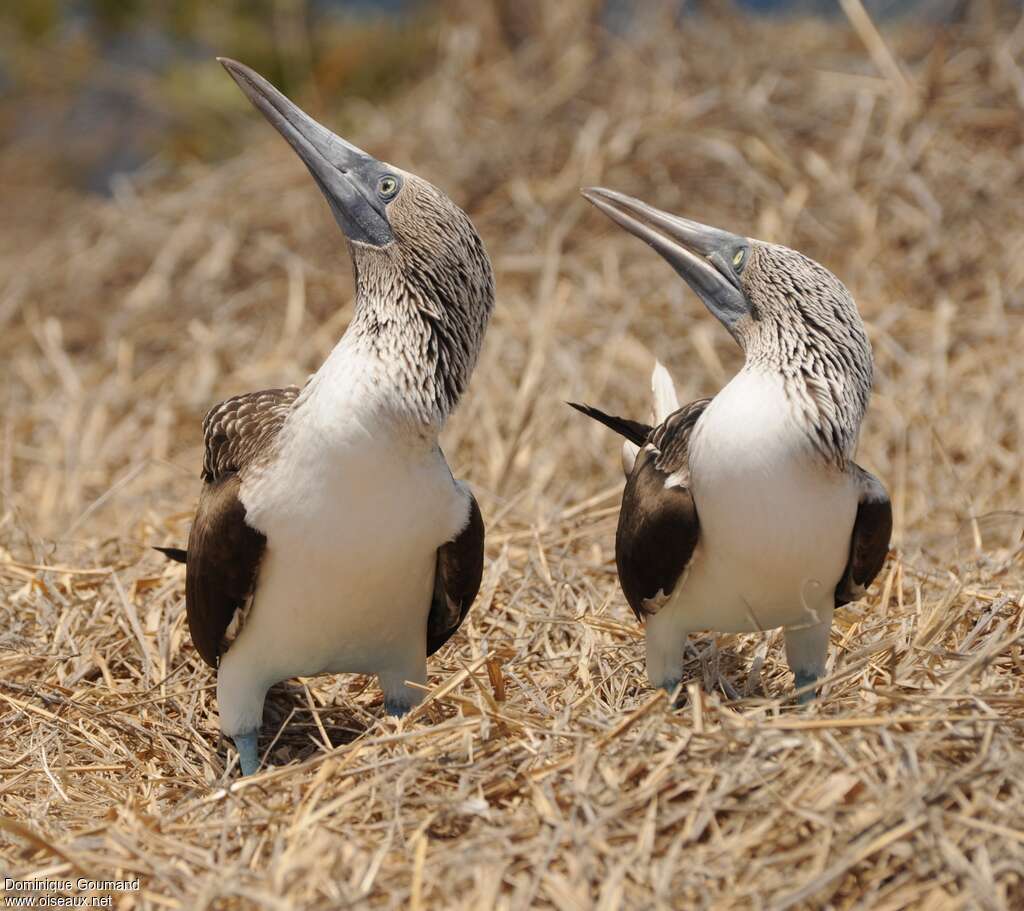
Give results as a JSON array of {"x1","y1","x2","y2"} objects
[
  {"x1": 383, "y1": 696, "x2": 416, "y2": 717},
  {"x1": 793, "y1": 671, "x2": 819, "y2": 705},
  {"x1": 658, "y1": 677, "x2": 684, "y2": 707},
  {"x1": 233, "y1": 730, "x2": 261, "y2": 776},
  {"x1": 379, "y1": 665, "x2": 426, "y2": 718}
]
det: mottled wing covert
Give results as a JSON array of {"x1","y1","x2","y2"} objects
[{"x1": 202, "y1": 387, "x2": 300, "y2": 481}]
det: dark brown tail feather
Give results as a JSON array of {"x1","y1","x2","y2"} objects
[
  {"x1": 154, "y1": 546, "x2": 188, "y2": 564},
  {"x1": 567, "y1": 402, "x2": 651, "y2": 447}
]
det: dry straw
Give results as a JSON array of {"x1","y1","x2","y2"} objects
[{"x1": 2, "y1": 2, "x2": 1024, "y2": 907}]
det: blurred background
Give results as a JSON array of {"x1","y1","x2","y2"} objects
[
  {"x1": 1, "y1": 0, "x2": 1022, "y2": 564},
  {"x1": 0, "y1": 1, "x2": 986, "y2": 195}
]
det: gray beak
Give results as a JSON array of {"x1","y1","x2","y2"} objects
[
  {"x1": 582, "y1": 187, "x2": 751, "y2": 331},
  {"x1": 219, "y1": 57, "x2": 394, "y2": 246}
]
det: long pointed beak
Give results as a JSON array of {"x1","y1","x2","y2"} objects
[
  {"x1": 581, "y1": 187, "x2": 751, "y2": 330},
  {"x1": 219, "y1": 58, "x2": 393, "y2": 246}
]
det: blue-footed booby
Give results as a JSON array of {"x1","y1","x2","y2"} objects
[
  {"x1": 158, "y1": 60, "x2": 493, "y2": 774},
  {"x1": 572, "y1": 188, "x2": 891, "y2": 702}
]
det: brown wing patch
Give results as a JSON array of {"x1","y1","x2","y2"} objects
[
  {"x1": 616, "y1": 446, "x2": 700, "y2": 621},
  {"x1": 202, "y1": 386, "x2": 300, "y2": 481},
  {"x1": 181, "y1": 386, "x2": 299, "y2": 666},
  {"x1": 185, "y1": 475, "x2": 265, "y2": 667},
  {"x1": 427, "y1": 491, "x2": 485, "y2": 656},
  {"x1": 615, "y1": 398, "x2": 709, "y2": 621},
  {"x1": 835, "y1": 465, "x2": 892, "y2": 607}
]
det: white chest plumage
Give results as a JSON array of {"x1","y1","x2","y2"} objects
[
  {"x1": 683, "y1": 368, "x2": 857, "y2": 630},
  {"x1": 218, "y1": 348, "x2": 470, "y2": 735}
]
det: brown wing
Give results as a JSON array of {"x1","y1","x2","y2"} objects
[
  {"x1": 185, "y1": 476, "x2": 265, "y2": 666},
  {"x1": 835, "y1": 464, "x2": 892, "y2": 607},
  {"x1": 184, "y1": 387, "x2": 299, "y2": 667},
  {"x1": 427, "y1": 489, "x2": 485, "y2": 656},
  {"x1": 615, "y1": 399, "x2": 710, "y2": 621}
]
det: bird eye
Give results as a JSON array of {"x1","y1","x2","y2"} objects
[
  {"x1": 732, "y1": 249, "x2": 745, "y2": 268},
  {"x1": 378, "y1": 175, "x2": 399, "y2": 199}
]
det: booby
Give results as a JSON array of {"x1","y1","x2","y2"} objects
[
  {"x1": 571, "y1": 188, "x2": 891, "y2": 702},
  {"x1": 158, "y1": 60, "x2": 493, "y2": 774}
]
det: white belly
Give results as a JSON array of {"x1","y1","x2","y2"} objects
[
  {"x1": 670, "y1": 369, "x2": 858, "y2": 633},
  {"x1": 231, "y1": 405, "x2": 468, "y2": 684}
]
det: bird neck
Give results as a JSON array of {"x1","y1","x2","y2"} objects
[
  {"x1": 741, "y1": 314, "x2": 873, "y2": 469},
  {"x1": 335, "y1": 238, "x2": 492, "y2": 434},
  {"x1": 315, "y1": 288, "x2": 480, "y2": 438}
]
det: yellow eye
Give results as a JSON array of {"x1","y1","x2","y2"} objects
[
  {"x1": 378, "y1": 176, "x2": 399, "y2": 198},
  {"x1": 732, "y1": 249, "x2": 745, "y2": 267}
]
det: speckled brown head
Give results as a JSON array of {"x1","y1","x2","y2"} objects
[
  {"x1": 582, "y1": 187, "x2": 874, "y2": 464},
  {"x1": 220, "y1": 58, "x2": 494, "y2": 423}
]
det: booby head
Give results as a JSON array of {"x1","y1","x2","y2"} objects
[
  {"x1": 582, "y1": 187, "x2": 873, "y2": 464},
  {"x1": 220, "y1": 58, "x2": 494, "y2": 423}
]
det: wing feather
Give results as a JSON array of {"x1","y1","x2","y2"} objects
[
  {"x1": 202, "y1": 387, "x2": 300, "y2": 481},
  {"x1": 427, "y1": 488, "x2": 485, "y2": 656},
  {"x1": 185, "y1": 476, "x2": 265, "y2": 667},
  {"x1": 835, "y1": 465, "x2": 892, "y2": 607},
  {"x1": 184, "y1": 387, "x2": 299, "y2": 666},
  {"x1": 615, "y1": 399, "x2": 710, "y2": 620}
]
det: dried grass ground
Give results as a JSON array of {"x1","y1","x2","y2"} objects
[{"x1": 3, "y1": 4, "x2": 1024, "y2": 908}]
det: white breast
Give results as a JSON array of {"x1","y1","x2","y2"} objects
[
  {"x1": 219, "y1": 346, "x2": 469, "y2": 731},
  {"x1": 679, "y1": 367, "x2": 858, "y2": 632}
]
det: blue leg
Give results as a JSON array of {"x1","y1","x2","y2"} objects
[
  {"x1": 645, "y1": 619, "x2": 690, "y2": 699},
  {"x1": 383, "y1": 695, "x2": 415, "y2": 717},
  {"x1": 784, "y1": 616, "x2": 832, "y2": 706},
  {"x1": 658, "y1": 677, "x2": 684, "y2": 706},
  {"x1": 233, "y1": 730, "x2": 261, "y2": 776},
  {"x1": 659, "y1": 677, "x2": 682, "y2": 694},
  {"x1": 793, "y1": 670, "x2": 819, "y2": 705},
  {"x1": 380, "y1": 664, "x2": 425, "y2": 718}
]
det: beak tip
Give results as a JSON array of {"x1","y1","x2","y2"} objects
[
  {"x1": 216, "y1": 57, "x2": 251, "y2": 86},
  {"x1": 581, "y1": 186, "x2": 621, "y2": 211}
]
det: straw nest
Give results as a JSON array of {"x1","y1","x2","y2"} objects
[{"x1": 2, "y1": 2, "x2": 1024, "y2": 907}]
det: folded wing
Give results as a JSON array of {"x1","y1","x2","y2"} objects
[
  {"x1": 427, "y1": 486, "x2": 485, "y2": 656},
  {"x1": 835, "y1": 464, "x2": 892, "y2": 607},
  {"x1": 185, "y1": 387, "x2": 300, "y2": 667},
  {"x1": 615, "y1": 399, "x2": 711, "y2": 619}
]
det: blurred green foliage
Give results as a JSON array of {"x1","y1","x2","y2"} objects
[{"x1": 0, "y1": 0, "x2": 438, "y2": 191}]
